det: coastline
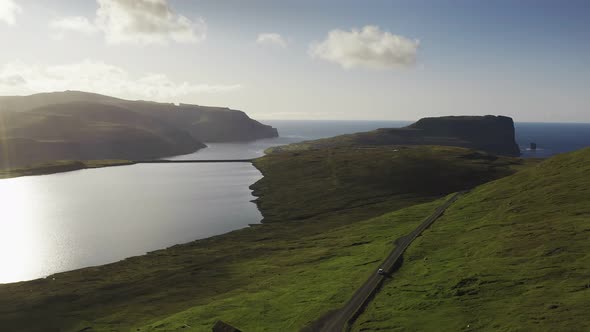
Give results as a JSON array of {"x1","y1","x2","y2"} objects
[
  {"x1": 0, "y1": 144, "x2": 548, "y2": 331},
  {"x1": 0, "y1": 160, "x2": 136, "y2": 180}
]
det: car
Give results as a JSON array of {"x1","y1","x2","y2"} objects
[{"x1": 377, "y1": 268, "x2": 386, "y2": 275}]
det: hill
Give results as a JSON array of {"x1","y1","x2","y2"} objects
[
  {"x1": 268, "y1": 115, "x2": 520, "y2": 157},
  {"x1": 353, "y1": 147, "x2": 590, "y2": 331},
  {"x1": 0, "y1": 145, "x2": 526, "y2": 331},
  {"x1": 0, "y1": 91, "x2": 278, "y2": 168},
  {"x1": 251, "y1": 145, "x2": 524, "y2": 223}
]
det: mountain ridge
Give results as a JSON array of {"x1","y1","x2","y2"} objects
[{"x1": 0, "y1": 91, "x2": 278, "y2": 168}]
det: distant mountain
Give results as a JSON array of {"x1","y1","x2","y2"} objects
[
  {"x1": 0, "y1": 91, "x2": 278, "y2": 168},
  {"x1": 269, "y1": 115, "x2": 520, "y2": 157}
]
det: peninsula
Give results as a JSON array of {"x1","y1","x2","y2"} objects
[
  {"x1": 0, "y1": 91, "x2": 278, "y2": 169},
  {"x1": 269, "y1": 115, "x2": 520, "y2": 157},
  {"x1": 0, "y1": 116, "x2": 587, "y2": 331}
]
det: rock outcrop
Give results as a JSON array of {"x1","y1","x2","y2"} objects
[
  {"x1": 406, "y1": 115, "x2": 520, "y2": 156},
  {"x1": 269, "y1": 115, "x2": 520, "y2": 157}
]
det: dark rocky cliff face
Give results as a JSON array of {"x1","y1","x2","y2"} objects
[
  {"x1": 270, "y1": 115, "x2": 521, "y2": 157},
  {"x1": 407, "y1": 115, "x2": 521, "y2": 156}
]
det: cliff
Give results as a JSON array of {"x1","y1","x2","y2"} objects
[
  {"x1": 407, "y1": 115, "x2": 520, "y2": 156},
  {"x1": 269, "y1": 115, "x2": 520, "y2": 157},
  {"x1": 0, "y1": 91, "x2": 278, "y2": 168}
]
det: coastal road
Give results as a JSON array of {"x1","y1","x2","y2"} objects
[
  {"x1": 313, "y1": 192, "x2": 466, "y2": 332},
  {"x1": 135, "y1": 159, "x2": 254, "y2": 163}
]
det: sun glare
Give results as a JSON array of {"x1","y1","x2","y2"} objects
[{"x1": 0, "y1": 178, "x2": 43, "y2": 283}]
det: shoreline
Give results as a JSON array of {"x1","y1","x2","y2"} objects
[
  {"x1": 1, "y1": 157, "x2": 266, "y2": 285},
  {"x1": 0, "y1": 144, "x2": 556, "y2": 331},
  {"x1": 0, "y1": 160, "x2": 136, "y2": 180},
  {"x1": 0, "y1": 145, "x2": 542, "y2": 284}
]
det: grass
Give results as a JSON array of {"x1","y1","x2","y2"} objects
[
  {"x1": 352, "y1": 148, "x2": 590, "y2": 331},
  {"x1": 139, "y1": 200, "x2": 445, "y2": 332},
  {"x1": 265, "y1": 115, "x2": 520, "y2": 157},
  {"x1": 0, "y1": 193, "x2": 444, "y2": 332},
  {"x1": 0, "y1": 159, "x2": 133, "y2": 179},
  {"x1": 252, "y1": 145, "x2": 526, "y2": 223},
  {"x1": 0, "y1": 145, "x2": 525, "y2": 332}
]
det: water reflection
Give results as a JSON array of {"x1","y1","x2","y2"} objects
[
  {"x1": 0, "y1": 179, "x2": 45, "y2": 282},
  {"x1": 0, "y1": 163, "x2": 262, "y2": 283}
]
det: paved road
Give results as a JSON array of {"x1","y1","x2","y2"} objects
[
  {"x1": 314, "y1": 192, "x2": 465, "y2": 332},
  {"x1": 135, "y1": 159, "x2": 254, "y2": 163}
]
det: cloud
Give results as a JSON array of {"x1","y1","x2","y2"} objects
[
  {"x1": 49, "y1": 16, "x2": 99, "y2": 38},
  {"x1": 0, "y1": 60, "x2": 241, "y2": 101},
  {"x1": 309, "y1": 25, "x2": 419, "y2": 70},
  {"x1": 256, "y1": 33, "x2": 287, "y2": 48},
  {"x1": 49, "y1": 0, "x2": 206, "y2": 45},
  {"x1": 0, "y1": 0, "x2": 22, "y2": 25},
  {"x1": 96, "y1": 0, "x2": 206, "y2": 44},
  {"x1": 0, "y1": 73, "x2": 25, "y2": 86}
]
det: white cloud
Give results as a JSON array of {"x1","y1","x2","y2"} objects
[
  {"x1": 256, "y1": 33, "x2": 287, "y2": 48},
  {"x1": 0, "y1": 73, "x2": 25, "y2": 85},
  {"x1": 0, "y1": 0, "x2": 22, "y2": 25},
  {"x1": 96, "y1": 0, "x2": 206, "y2": 44},
  {"x1": 49, "y1": 0, "x2": 206, "y2": 45},
  {"x1": 0, "y1": 60, "x2": 241, "y2": 101},
  {"x1": 49, "y1": 16, "x2": 99, "y2": 39},
  {"x1": 309, "y1": 25, "x2": 419, "y2": 70}
]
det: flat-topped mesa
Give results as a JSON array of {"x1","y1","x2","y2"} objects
[
  {"x1": 270, "y1": 115, "x2": 520, "y2": 157},
  {"x1": 406, "y1": 115, "x2": 520, "y2": 156}
]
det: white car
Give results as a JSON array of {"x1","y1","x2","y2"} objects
[{"x1": 377, "y1": 268, "x2": 386, "y2": 275}]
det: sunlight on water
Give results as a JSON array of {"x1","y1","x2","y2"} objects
[
  {"x1": 2, "y1": 121, "x2": 583, "y2": 284},
  {"x1": 0, "y1": 164, "x2": 263, "y2": 284},
  {"x1": 0, "y1": 178, "x2": 46, "y2": 283}
]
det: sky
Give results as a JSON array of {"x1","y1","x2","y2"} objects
[{"x1": 0, "y1": 0, "x2": 588, "y2": 122}]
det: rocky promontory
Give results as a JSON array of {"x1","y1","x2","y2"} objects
[{"x1": 269, "y1": 115, "x2": 520, "y2": 157}]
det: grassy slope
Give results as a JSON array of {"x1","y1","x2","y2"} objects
[
  {"x1": 0, "y1": 146, "x2": 524, "y2": 332},
  {"x1": 265, "y1": 116, "x2": 519, "y2": 157},
  {"x1": 140, "y1": 200, "x2": 445, "y2": 331},
  {"x1": 0, "y1": 159, "x2": 133, "y2": 179},
  {"x1": 353, "y1": 148, "x2": 590, "y2": 331},
  {"x1": 0, "y1": 200, "x2": 443, "y2": 332},
  {"x1": 0, "y1": 102, "x2": 206, "y2": 168},
  {"x1": 252, "y1": 146, "x2": 524, "y2": 223}
]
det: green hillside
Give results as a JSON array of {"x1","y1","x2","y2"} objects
[
  {"x1": 0, "y1": 145, "x2": 525, "y2": 332},
  {"x1": 266, "y1": 115, "x2": 520, "y2": 157},
  {"x1": 0, "y1": 91, "x2": 278, "y2": 168},
  {"x1": 252, "y1": 145, "x2": 525, "y2": 223},
  {"x1": 353, "y1": 147, "x2": 590, "y2": 331},
  {"x1": 0, "y1": 102, "x2": 204, "y2": 168}
]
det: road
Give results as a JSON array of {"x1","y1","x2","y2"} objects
[
  {"x1": 313, "y1": 192, "x2": 465, "y2": 332},
  {"x1": 135, "y1": 159, "x2": 254, "y2": 163}
]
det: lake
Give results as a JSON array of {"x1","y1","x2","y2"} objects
[
  {"x1": 1, "y1": 120, "x2": 589, "y2": 283},
  {"x1": 0, "y1": 163, "x2": 262, "y2": 283}
]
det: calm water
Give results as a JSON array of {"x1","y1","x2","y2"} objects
[
  {"x1": 170, "y1": 121, "x2": 412, "y2": 160},
  {"x1": 516, "y1": 122, "x2": 590, "y2": 158},
  {"x1": 1, "y1": 120, "x2": 589, "y2": 283},
  {"x1": 172, "y1": 120, "x2": 590, "y2": 160},
  {"x1": 0, "y1": 163, "x2": 262, "y2": 283}
]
